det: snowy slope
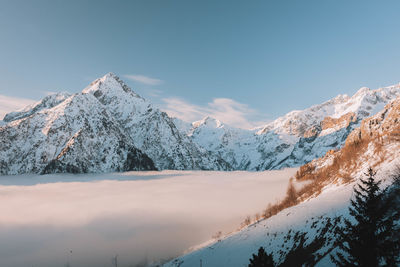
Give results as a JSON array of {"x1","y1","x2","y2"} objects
[
  {"x1": 164, "y1": 164, "x2": 400, "y2": 267},
  {"x1": 165, "y1": 95, "x2": 400, "y2": 267},
  {"x1": 165, "y1": 172, "x2": 397, "y2": 267},
  {"x1": 164, "y1": 182, "x2": 354, "y2": 267},
  {"x1": 181, "y1": 83, "x2": 400, "y2": 170}
]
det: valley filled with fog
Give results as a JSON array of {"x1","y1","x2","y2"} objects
[{"x1": 0, "y1": 169, "x2": 297, "y2": 267}]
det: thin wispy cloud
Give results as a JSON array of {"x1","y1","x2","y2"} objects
[
  {"x1": 162, "y1": 97, "x2": 269, "y2": 129},
  {"x1": 146, "y1": 88, "x2": 163, "y2": 97},
  {"x1": 0, "y1": 94, "x2": 36, "y2": 120},
  {"x1": 124, "y1": 74, "x2": 163, "y2": 85}
]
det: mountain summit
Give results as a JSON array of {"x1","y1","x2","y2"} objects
[{"x1": 0, "y1": 73, "x2": 229, "y2": 175}]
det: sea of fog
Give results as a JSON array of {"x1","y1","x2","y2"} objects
[{"x1": 0, "y1": 169, "x2": 297, "y2": 267}]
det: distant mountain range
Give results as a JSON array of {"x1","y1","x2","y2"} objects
[{"x1": 1, "y1": 73, "x2": 400, "y2": 175}]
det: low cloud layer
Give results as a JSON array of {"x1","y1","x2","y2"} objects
[
  {"x1": 162, "y1": 97, "x2": 268, "y2": 129},
  {"x1": 0, "y1": 169, "x2": 297, "y2": 267},
  {"x1": 0, "y1": 94, "x2": 36, "y2": 120}
]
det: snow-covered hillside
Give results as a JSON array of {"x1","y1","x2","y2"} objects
[
  {"x1": 165, "y1": 168, "x2": 398, "y2": 267},
  {"x1": 165, "y1": 93, "x2": 400, "y2": 267},
  {"x1": 180, "y1": 83, "x2": 400, "y2": 170},
  {"x1": 164, "y1": 182, "x2": 354, "y2": 267}
]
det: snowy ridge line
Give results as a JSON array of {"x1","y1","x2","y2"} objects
[{"x1": 179, "y1": 82, "x2": 400, "y2": 170}]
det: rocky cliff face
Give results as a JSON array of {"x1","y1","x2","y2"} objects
[
  {"x1": 294, "y1": 96, "x2": 400, "y2": 188},
  {"x1": 346, "y1": 98, "x2": 400, "y2": 144}
]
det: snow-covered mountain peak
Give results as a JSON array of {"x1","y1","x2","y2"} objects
[
  {"x1": 82, "y1": 73, "x2": 151, "y2": 120},
  {"x1": 81, "y1": 74, "x2": 230, "y2": 171},
  {"x1": 334, "y1": 83, "x2": 400, "y2": 120},
  {"x1": 3, "y1": 92, "x2": 71, "y2": 123},
  {"x1": 354, "y1": 86, "x2": 370, "y2": 96},
  {"x1": 82, "y1": 72, "x2": 143, "y2": 99},
  {"x1": 192, "y1": 116, "x2": 223, "y2": 129},
  {"x1": 254, "y1": 83, "x2": 400, "y2": 138}
]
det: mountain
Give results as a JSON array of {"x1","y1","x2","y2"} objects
[
  {"x1": 0, "y1": 73, "x2": 229, "y2": 175},
  {"x1": 2, "y1": 73, "x2": 400, "y2": 175},
  {"x1": 180, "y1": 83, "x2": 400, "y2": 170},
  {"x1": 80, "y1": 73, "x2": 229, "y2": 171},
  {"x1": 164, "y1": 92, "x2": 400, "y2": 267},
  {"x1": 185, "y1": 116, "x2": 257, "y2": 169},
  {"x1": 0, "y1": 89, "x2": 155, "y2": 174}
]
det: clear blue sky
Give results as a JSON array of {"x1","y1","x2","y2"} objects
[{"x1": 1, "y1": 0, "x2": 400, "y2": 126}]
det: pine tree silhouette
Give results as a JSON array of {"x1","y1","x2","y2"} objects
[
  {"x1": 331, "y1": 168, "x2": 400, "y2": 266},
  {"x1": 249, "y1": 247, "x2": 275, "y2": 267}
]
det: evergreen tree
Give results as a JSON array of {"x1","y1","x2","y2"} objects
[
  {"x1": 331, "y1": 168, "x2": 400, "y2": 266},
  {"x1": 279, "y1": 217, "x2": 341, "y2": 267},
  {"x1": 249, "y1": 247, "x2": 275, "y2": 267}
]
